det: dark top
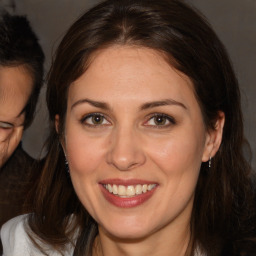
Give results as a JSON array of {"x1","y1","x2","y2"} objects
[{"x1": 0, "y1": 143, "x2": 42, "y2": 254}]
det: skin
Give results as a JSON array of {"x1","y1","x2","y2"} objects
[
  {"x1": 0, "y1": 65, "x2": 33, "y2": 167},
  {"x1": 57, "y1": 46, "x2": 224, "y2": 256}
]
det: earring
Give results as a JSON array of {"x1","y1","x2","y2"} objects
[
  {"x1": 65, "y1": 158, "x2": 70, "y2": 174},
  {"x1": 209, "y1": 157, "x2": 212, "y2": 168}
]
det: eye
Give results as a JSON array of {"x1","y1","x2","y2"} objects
[
  {"x1": 0, "y1": 121, "x2": 13, "y2": 129},
  {"x1": 81, "y1": 113, "x2": 111, "y2": 126},
  {"x1": 144, "y1": 114, "x2": 176, "y2": 127}
]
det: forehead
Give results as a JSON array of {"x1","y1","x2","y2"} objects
[
  {"x1": 0, "y1": 65, "x2": 32, "y2": 94},
  {"x1": 0, "y1": 65, "x2": 33, "y2": 121},
  {"x1": 69, "y1": 46, "x2": 197, "y2": 107}
]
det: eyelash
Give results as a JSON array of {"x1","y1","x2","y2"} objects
[
  {"x1": 144, "y1": 113, "x2": 176, "y2": 128},
  {"x1": 80, "y1": 112, "x2": 176, "y2": 128}
]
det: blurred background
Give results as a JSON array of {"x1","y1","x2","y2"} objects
[{"x1": 0, "y1": 0, "x2": 255, "y2": 168}]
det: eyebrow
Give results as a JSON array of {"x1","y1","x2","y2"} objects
[
  {"x1": 71, "y1": 99, "x2": 110, "y2": 110},
  {"x1": 71, "y1": 98, "x2": 187, "y2": 111},
  {"x1": 140, "y1": 99, "x2": 187, "y2": 110}
]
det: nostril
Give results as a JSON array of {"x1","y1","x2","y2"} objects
[
  {"x1": 127, "y1": 162, "x2": 138, "y2": 169},
  {"x1": 107, "y1": 149, "x2": 146, "y2": 171}
]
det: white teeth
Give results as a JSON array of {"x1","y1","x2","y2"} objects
[
  {"x1": 126, "y1": 185, "x2": 135, "y2": 196},
  {"x1": 107, "y1": 184, "x2": 112, "y2": 193},
  {"x1": 147, "y1": 184, "x2": 155, "y2": 191},
  {"x1": 104, "y1": 183, "x2": 156, "y2": 197},
  {"x1": 135, "y1": 184, "x2": 142, "y2": 195},
  {"x1": 142, "y1": 184, "x2": 147, "y2": 193},
  {"x1": 112, "y1": 184, "x2": 118, "y2": 195},
  {"x1": 118, "y1": 185, "x2": 126, "y2": 196}
]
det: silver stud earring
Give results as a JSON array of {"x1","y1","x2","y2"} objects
[{"x1": 209, "y1": 157, "x2": 212, "y2": 168}]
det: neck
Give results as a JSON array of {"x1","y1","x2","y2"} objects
[{"x1": 93, "y1": 221, "x2": 191, "y2": 256}]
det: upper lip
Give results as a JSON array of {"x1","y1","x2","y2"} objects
[{"x1": 99, "y1": 179, "x2": 158, "y2": 186}]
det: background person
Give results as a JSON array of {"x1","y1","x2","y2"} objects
[{"x1": 0, "y1": 10, "x2": 44, "y2": 243}]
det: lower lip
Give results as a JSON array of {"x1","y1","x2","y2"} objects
[{"x1": 100, "y1": 185, "x2": 157, "y2": 208}]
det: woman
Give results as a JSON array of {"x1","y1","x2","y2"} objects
[
  {"x1": 0, "y1": 12, "x2": 44, "y2": 228},
  {"x1": 1, "y1": 0, "x2": 255, "y2": 255}
]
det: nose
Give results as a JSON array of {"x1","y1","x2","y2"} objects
[{"x1": 106, "y1": 127, "x2": 146, "y2": 171}]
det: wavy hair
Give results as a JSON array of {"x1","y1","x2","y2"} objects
[{"x1": 26, "y1": 0, "x2": 256, "y2": 255}]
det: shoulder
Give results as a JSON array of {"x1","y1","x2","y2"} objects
[
  {"x1": 1, "y1": 214, "x2": 32, "y2": 256},
  {"x1": 1, "y1": 214, "x2": 70, "y2": 256}
]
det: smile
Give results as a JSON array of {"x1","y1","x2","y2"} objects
[
  {"x1": 103, "y1": 184, "x2": 157, "y2": 197},
  {"x1": 100, "y1": 180, "x2": 158, "y2": 208}
]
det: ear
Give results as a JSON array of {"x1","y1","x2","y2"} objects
[
  {"x1": 55, "y1": 114, "x2": 60, "y2": 134},
  {"x1": 55, "y1": 114, "x2": 66, "y2": 154},
  {"x1": 202, "y1": 111, "x2": 225, "y2": 162}
]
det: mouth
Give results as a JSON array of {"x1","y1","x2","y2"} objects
[
  {"x1": 103, "y1": 183, "x2": 157, "y2": 198},
  {"x1": 99, "y1": 179, "x2": 158, "y2": 208}
]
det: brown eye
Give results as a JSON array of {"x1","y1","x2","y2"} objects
[
  {"x1": 91, "y1": 115, "x2": 104, "y2": 124},
  {"x1": 144, "y1": 114, "x2": 176, "y2": 127},
  {"x1": 153, "y1": 116, "x2": 168, "y2": 125},
  {"x1": 82, "y1": 113, "x2": 110, "y2": 126}
]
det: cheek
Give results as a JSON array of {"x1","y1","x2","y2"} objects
[
  {"x1": 147, "y1": 133, "x2": 203, "y2": 212},
  {"x1": 65, "y1": 127, "x2": 106, "y2": 176},
  {"x1": 149, "y1": 134, "x2": 204, "y2": 171},
  {"x1": 145, "y1": 126, "x2": 205, "y2": 197},
  {"x1": 0, "y1": 128, "x2": 13, "y2": 142},
  {"x1": 0, "y1": 128, "x2": 23, "y2": 167},
  {"x1": 64, "y1": 126, "x2": 108, "y2": 217}
]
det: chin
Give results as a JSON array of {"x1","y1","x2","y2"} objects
[
  {"x1": 99, "y1": 218, "x2": 154, "y2": 241},
  {"x1": 106, "y1": 228, "x2": 151, "y2": 241}
]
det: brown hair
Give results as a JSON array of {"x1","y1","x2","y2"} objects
[{"x1": 26, "y1": 0, "x2": 256, "y2": 255}]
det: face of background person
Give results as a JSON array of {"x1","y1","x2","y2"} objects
[
  {"x1": 59, "y1": 46, "x2": 224, "y2": 243},
  {"x1": 0, "y1": 65, "x2": 33, "y2": 167}
]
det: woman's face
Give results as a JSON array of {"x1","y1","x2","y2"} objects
[
  {"x1": 61, "y1": 46, "x2": 222, "y2": 241},
  {"x1": 0, "y1": 65, "x2": 33, "y2": 167}
]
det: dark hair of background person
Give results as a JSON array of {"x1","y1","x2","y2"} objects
[
  {"x1": 0, "y1": 11, "x2": 45, "y2": 129},
  {"x1": 25, "y1": 0, "x2": 256, "y2": 255}
]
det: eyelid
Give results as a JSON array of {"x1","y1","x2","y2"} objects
[{"x1": 0, "y1": 121, "x2": 14, "y2": 129}]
